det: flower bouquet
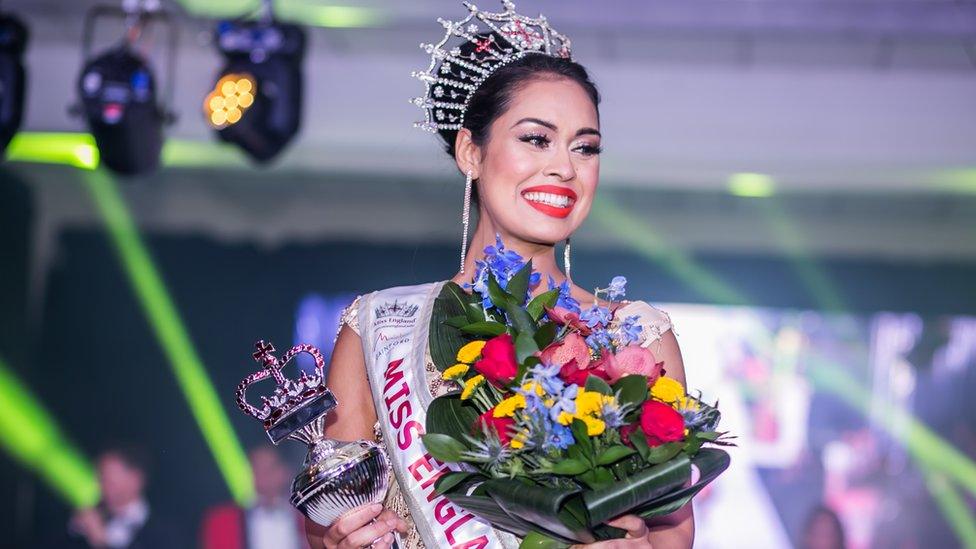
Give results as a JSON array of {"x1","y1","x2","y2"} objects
[{"x1": 423, "y1": 238, "x2": 733, "y2": 547}]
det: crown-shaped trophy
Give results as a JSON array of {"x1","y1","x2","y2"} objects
[{"x1": 236, "y1": 340, "x2": 390, "y2": 527}]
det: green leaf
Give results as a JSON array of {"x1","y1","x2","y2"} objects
[
  {"x1": 630, "y1": 430, "x2": 651, "y2": 462},
  {"x1": 527, "y1": 288, "x2": 560, "y2": 320},
  {"x1": 507, "y1": 260, "x2": 533, "y2": 306},
  {"x1": 487, "y1": 273, "x2": 537, "y2": 336},
  {"x1": 425, "y1": 393, "x2": 479, "y2": 443},
  {"x1": 444, "y1": 315, "x2": 471, "y2": 329},
  {"x1": 612, "y1": 375, "x2": 648, "y2": 407},
  {"x1": 633, "y1": 448, "x2": 731, "y2": 519},
  {"x1": 516, "y1": 331, "x2": 540, "y2": 363},
  {"x1": 483, "y1": 478, "x2": 593, "y2": 544},
  {"x1": 421, "y1": 433, "x2": 468, "y2": 462},
  {"x1": 584, "y1": 376, "x2": 613, "y2": 395},
  {"x1": 487, "y1": 273, "x2": 514, "y2": 310},
  {"x1": 645, "y1": 441, "x2": 684, "y2": 465},
  {"x1": 550, "y1": 458, "x2": 589, "y2": 475},
  {"x1": 583, "y1": 454, "x2": 692, "y2": 526},
  {"x1": 683, "y1": 436, "x2": 704, "y2": 456},
  {"x1": 570, "y1": 419, "x2": 594, "y2": 460},
  {"x1": 460, "y1": 321, "x2": 508, "y2": 337},
  {"x1": 520, "y1": 531, "x2": 572, "y2": 549},
  {"x1": 596, "y1": 445, "x2": 636, "y2": 466},
  {"x1": 533, "y1": 321, "x2": 558, "y2": 350},
  {"x1": 434, "y1": 471, "x2": 479, "y2": 494},
  {"x1": 430, "y1": 283, "x2": 475, "y2": 372},
  {"x1": 696, "y1": 430, "x2": 722, "y2": 441},
  {"x1": 579, "y1": 467, "x2": 615, "y2": 490}
]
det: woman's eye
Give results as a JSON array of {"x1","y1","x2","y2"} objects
[
  {"x1": 519, "y1": 134, "x2": 550, "y2": 148},
  {"x1": 575, "y1": 144, "x2": 603, "y2": 156}
]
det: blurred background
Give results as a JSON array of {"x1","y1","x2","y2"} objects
[{"x1": 1, "y1": 0, "x2": 974, "y2": 547}]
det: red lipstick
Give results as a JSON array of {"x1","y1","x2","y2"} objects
[{"x1": 520, "y1": 185, "x2": 578, "y2": 219}]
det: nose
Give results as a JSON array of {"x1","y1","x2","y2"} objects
[{"x1": 545, "y1": 145, "x2": 577, "y2": 182}]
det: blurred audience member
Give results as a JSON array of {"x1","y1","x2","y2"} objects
[
  {"x1": 202, "y1": 446, "x2": 307, "y2": 549},
  {"x1": 800, "y1": 504, "x2": 847, "y2": 549},
  {"x1": 64, "y1": 445, "x2": 184, "y2": 548}
]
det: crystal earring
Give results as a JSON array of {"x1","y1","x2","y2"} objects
[
  {"x1": 563, "y1": 236, "x2": 572, "y2": 280},
  {"x1": 459, "y1": 170, "x2": 473, "y2": 274}
]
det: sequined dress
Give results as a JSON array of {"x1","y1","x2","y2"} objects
[{"x1": 338, "y1": 293, "x2": 674, "y2": 549}]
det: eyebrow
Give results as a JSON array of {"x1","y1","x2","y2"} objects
[{"x1": 511, "y1": 117, "x2": 601, "y2": 138}]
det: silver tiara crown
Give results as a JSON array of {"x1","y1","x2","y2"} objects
[{"x1": 410, "y1": 0, "x2": 572, "y2": 133}]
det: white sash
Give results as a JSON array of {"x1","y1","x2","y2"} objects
[{"x1": 359, "y1": 282, "x2": 506, "y2": 549}]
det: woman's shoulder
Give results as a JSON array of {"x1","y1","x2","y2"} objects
[{"x1": 615, "y1": 299, "x2": 674, "y2": 345}]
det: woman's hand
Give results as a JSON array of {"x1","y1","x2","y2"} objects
[
  {"x1": 306, "y1": 503, "x2": 408, "y2": 549},
  {"x1": 571, "y1": 515, "x2": 654, "y2": 548},
  {"x1": 71, "y1": 508, "x2": 108, "y2": 548}
]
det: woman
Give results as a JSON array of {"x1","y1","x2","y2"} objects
[{"x1": 306, "y1": 2, "x2": 694, "y2": 547}]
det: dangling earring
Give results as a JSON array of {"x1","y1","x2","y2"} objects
[
  {"x1": 459, "y1": 170, "x2": 473, "y2": 274},
  {"x1": 563, "y1": 236, "x2": 572, "y2": 281}
]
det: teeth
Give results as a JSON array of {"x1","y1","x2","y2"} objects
[{"x1": 524, "y1": 191, "x2": 574, "y2": 208}]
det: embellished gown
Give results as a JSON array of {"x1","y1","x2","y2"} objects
[{"x1": 338, "y1": 291, "x2": 674, "y2": 549}]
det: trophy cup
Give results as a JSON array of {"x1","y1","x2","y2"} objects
[{"x1": 236, "y1": 340, "x2": 391, "y2": 528}]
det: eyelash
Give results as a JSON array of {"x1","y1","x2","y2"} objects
[{"x1": 518, "y1": 133, "x2": 602, "y2": 156}]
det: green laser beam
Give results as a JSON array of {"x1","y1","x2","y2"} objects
[
  {"x1": 81, "y1": 170, "x2": 254, "y2": 505},
  {"x1": 175, "y1": 0, "x2": 388, "y2": 27},
  {"x1": 921, "y1": 468, "x2": 976, "y2": 548},
  {"x1": 5, "y1": 132, "x2": 99, "y2": 170},
  {"x1": 590, "y1": 193, "x2": 750, "y2": 306},
  {"x1": 807, "y1": 358, "x2": 976, "y2": 499},
  {"x1": 757, "y1": 198, "x2": 847, "y2": 312},
  {"x1": 0, "y1": 356, "x2": 99, "y2": 508}
]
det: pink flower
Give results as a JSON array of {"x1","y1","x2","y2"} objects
[
  {"x1": 604, "y1": 345, "x2": 663, "y2": 384},
  {"x1": 539, "y1": 332, "x2": 590, "y2": 370},
  {"x1": 545, "y1": 306, "x2": 593, "y2": 336}
]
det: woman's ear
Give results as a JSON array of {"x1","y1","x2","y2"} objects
[{"x1": 454, "y1": 128, "x2": 481, "y2": 178}]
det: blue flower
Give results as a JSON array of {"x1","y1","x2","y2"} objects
[
  {"x1": 580, "y1": 305, "x2": 611, "y2": 329},
  {"x1": 465, "y1": 235, "x2": 539, "y2": 308},
  {"x1": 548, "y1": 384, "x2": 578, "y2": 423},
  {"x1": 545, "y1": 420, "x2": 575, "y2": 451},
  {"x1": 617, "y1": 315, "x2": 644, "y2": 346},
  {"x1": 585, "y1": 328, "x2": 612, "y2": 351},
  {"x1": 607, "y1": 276, "x2": 627, "y2": 301},
  {"x1": 546, "y1": 275, "x2": 581, "y2": 314},
  {"x1": 526, "y1": 362, "x2": 565, "y2": 395}
]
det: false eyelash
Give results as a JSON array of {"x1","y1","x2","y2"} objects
[
  {"x1": 576, "y1": 144, "x2": 603, "y2": 155},
  {"x1": 519, "y1": 133, "x2": 551, "y2": 147}
]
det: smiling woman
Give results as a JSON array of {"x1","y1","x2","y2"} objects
[{"x1": 303, "y1": 2, "x2": 693, "y2": 548}]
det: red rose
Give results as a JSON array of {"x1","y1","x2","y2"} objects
[
  {"x1": 559, "y1": 356, "x2": 613, "y2": 386},
  {"x1": 474, "y1": 333, "x2": 518, "y2": 386},
  {"x1": 640, "y1": 400, "x2": 685, "y2": 447},
  {"x1": 474, "y1": 409, "x2": 515, "y2": 444}
]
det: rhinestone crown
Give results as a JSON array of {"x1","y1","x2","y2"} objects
[{"x1": 410, "y1": 0, "x2": 572, "y2": 133}]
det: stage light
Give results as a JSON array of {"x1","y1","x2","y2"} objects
[
  {"x1": 73, "y1": 2, "x2": 177, "y2": 175},
  {"x1": 0, "y1": 11, "x2": 28, "y2": 155},
  {"x1": 207, "y1": 10, "x2": 306, "y2": 163}
]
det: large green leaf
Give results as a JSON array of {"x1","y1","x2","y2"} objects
[
  {"x1": 611, "y1": 375, "x2": 648, "y2": 408},
  {"x1": 488, "y1": 274, "x2": 537, "y2": 335},
  {"x1": 519, "y1": 531, "x2": 572, "y2": 549},
  {"x1": 483, "y1": 478, "x2": 594, "y2": 544},
  {"x1": 584, "y1": 376, "x2": 613, "y2": 395},
  {"x1": 507, "y1": 260, "x2": 533, "y2": 306},
  {"x1": 533, "y1": 321, "x2": 558, "y2": 349},
  {"x1": 425, "y1": 393, "x2": 479, "y2": 442},
  {"x1": 526, "y1": 288, "x2": 560, "y2": 321},
  {"x1": 583, "y1": 454, "x2": 692, "y2": 526},
  {"x1": 421, "y1": 433, "x2": 468, "y2": 462},
  {"x1": 634, "y1": 448, "x2": 731, "y2": 519},
  {"x1": 516, "y1": 331, "x2": 540, "y2": 363},
  {"x1": 460, "y1": 321, "x2": 508, "y2": 337},
  {"x1": 430, "y1": 283, "x2": 475, "y2": 372}
]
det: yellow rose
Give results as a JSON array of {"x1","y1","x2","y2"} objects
[
  {"x1": 442, "y1": 363, "x2": 469, "y2": 381},
  {"x1": 461, "y1": 375, "x2": 485, "y2": 400},
  {"x1": 456, "y1": 340, "x2": 487, "y2": 364},
  {"x1": 493, "y1": 394, "x2": 526, "y2": 418},
  {"x1": 651, "y1": 376, "x2": 685, "y2": 404}
]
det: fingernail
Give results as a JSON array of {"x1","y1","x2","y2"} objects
[{"x1": 383, "y1": 533, "x2": 394, "y2": 542}]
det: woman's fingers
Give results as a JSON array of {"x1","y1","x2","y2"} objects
[
  {"x1": 329, "y1": 503, "x2": 384, "y2": 542},
  {"x1": 339, "y1": 516, "x2": 400, "y2": 548},
  {"x1": 605, "y1": 514, "x2": 649, "y2": 539},
  {"x1": 375, "y1": 509, "x2": 408, "y2": 534}
]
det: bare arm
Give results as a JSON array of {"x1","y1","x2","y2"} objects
[{"x1": 305, "y1": 324, "x2": 406, "y2": 549}]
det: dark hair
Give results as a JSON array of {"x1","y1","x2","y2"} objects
[
  {"x1": 433, "y1": 33, "x2": 601, "y2": 161},
  {"x1": 99, "y1": 444, "x2": 151, "y2": 477}
]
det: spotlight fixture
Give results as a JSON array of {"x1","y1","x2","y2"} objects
[
  {"x1": 207, "y1": 0, "x2": 305, "y2": 163},
  {"x1": 72, "y1": 1, "x2": 177, "y2": 175},
  {"x1": 0, "y1": 11, "x2": 28, "y2": 155}
]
